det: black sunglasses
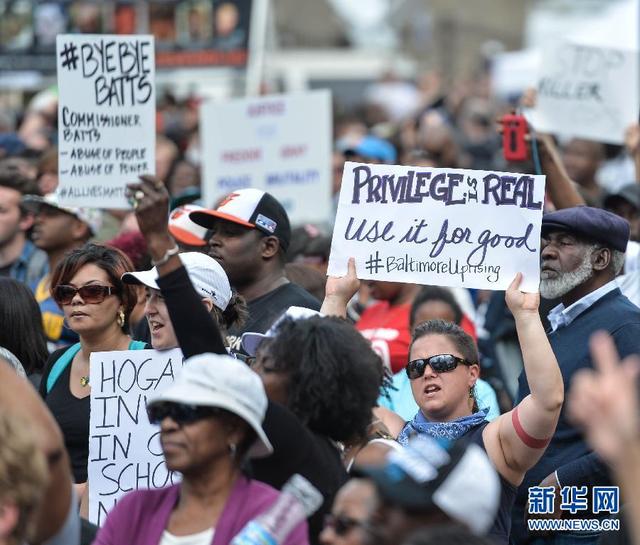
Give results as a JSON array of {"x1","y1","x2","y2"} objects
[
  {"x1": 324, "y1": 514, "x2": 364, "y2": 536},
  {"x1": 53, "y1": 284, "x2": 118, "y2": 305},
  {"x1": 406, "y1": 354, "x2": 472, "y2": 379},
  {"x1": 147, "y1": 402, "x2": 225, "y2": 426}
]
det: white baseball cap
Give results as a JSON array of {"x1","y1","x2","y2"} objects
[
  {"x1": 147, "y1": 353, "x2": 273, "y2": 459},
  {"x1": 169, "y1": 204, "x2": 209, "y2": 247},
  {"x1": 23, "y1": 193, "x2": 103, "y2": 236},
  {"x1": 241, "y1": 306, "x2": 323, "y2": 356},
  {"x1": 122, "y1": 252, "x2": 232, "y2": 310}
]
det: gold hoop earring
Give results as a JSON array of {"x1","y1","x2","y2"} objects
[{"x1": 117, "y1": 309, "x2": 125, "y2": 328}]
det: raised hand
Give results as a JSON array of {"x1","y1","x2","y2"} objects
[
  {"x1": 568, "y1": 331, "x2": 640, "y2": 465},
  {"x1": 321, "y1": 257, "x2": 360, "y2": 318},
  {"x1": 126, "y1": 174, "x2": 175, "y2": 261},
  {"x1": 505, "y1": 272, "x2": 540, "y2": 317}
]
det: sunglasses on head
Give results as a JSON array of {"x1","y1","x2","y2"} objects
[
  {"x1": 146, "y1": 402, "x2": 225, "y2": 426},
  {"x1": 324, "y1": 514, "x2": 364, "y2": 536},
  {"x1": 53, "y1": 284, "x2": 118, "y2": 305},
  {"x1": 406, "y1": 354, "x2": 472, "y2": 379}
]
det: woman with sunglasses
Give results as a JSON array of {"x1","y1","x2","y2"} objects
[
  {"x1": 319, "y1": 478, "x2": 377, "y2": 545},
  {"x1": 398, "y1": 274, "x2": 563, "y2": 544},
  {"x1": 94, "y1": 353, "x2": 309, "y2": 545},
  {"x1": 39, "y1": 243, "x2": 146, "y2": 491}
]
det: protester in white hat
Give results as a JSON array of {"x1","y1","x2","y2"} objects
[
  {"x1": 94, "y1": 353, "x2": 309, "y2": 545},
  {"x1": 122, "y1": 252, "x2": 247, "y2": 350},
  {"x1": 127, "y1": 175, "x2": 387, "y2": 544}
]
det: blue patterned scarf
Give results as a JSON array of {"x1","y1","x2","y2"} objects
[{"x1": 397, "y1": 408, "x2": 489, "y2": 446}]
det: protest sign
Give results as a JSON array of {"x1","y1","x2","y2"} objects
[
  {"x1": 200, "y1": 90, "x2": 332, "y2": 225},
  {"x1": 88, "y1": 348, "x2": 183, "y2": 526},
  {"x1": 327, "y1": 162, "x2": 546, "y2": 292},
  {"x1": 527, "y1": 42, "x2": 639, "y2": 144},
  {"x1": 56, "y1": 34, "x2": 156, "y2": 208}
]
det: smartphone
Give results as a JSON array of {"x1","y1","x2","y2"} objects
[{"x1": 502, "y1": 114, "x2": 528, "y2": 162}]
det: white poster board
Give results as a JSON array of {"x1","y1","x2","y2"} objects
[
  {"x1": 56, "y1": 34, "x2": 156, "y2": 208},
  {"x1": 88, "y1": 349, "x2": 183, "y2": 526},
  {"x1": 200, "y1": 90, "x2": 332, "y2": 225},
  {"x1": 327, "y1": 163, "x2": 546, "y2": 293},
  {"x1": 527, "y1": 42, "x2": 639, "y2": 144}
]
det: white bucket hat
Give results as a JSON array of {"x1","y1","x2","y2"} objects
[{"x1": 147, "y1": 353, "x2": 273, "y2": 459}]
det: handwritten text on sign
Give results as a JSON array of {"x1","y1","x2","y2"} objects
[
  {"x1": 88, "y1": 349, "x2": 183, "y2": 526},
  {"x1": 327, "y1": 163, "x2": 546, "y2": 292},
  {"x1": 56, "y1": 35, "x2": 156, "y2": 208},
  {"x1": 527, "y1": 43, "x2": 639, "y2": 144}
]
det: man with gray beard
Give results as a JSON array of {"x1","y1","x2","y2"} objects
[{"x1": 510, "y1": 206, "x2": 640, "y2": 545}]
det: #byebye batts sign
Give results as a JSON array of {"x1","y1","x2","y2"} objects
[{"x1": 56, "y1": 34, "x2": 156, "y2": 208}]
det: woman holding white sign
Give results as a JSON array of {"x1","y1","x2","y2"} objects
[
  {"x1": 39, "y1": 244, "x2": 148, "y2": 490},
  {"x1": 397, "y1": 276, "x2": 564, "y2": 544}
]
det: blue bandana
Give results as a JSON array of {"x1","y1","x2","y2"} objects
[{"x1": 397, "y1": 408, "x2": 489, "y2": 446}]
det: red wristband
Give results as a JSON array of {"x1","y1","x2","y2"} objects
[{"x1": 512, "y1": 406, "x2": 551, "y2": 449}]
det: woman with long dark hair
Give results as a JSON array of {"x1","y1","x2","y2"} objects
[{"x1": 39, "y1": 243, "x2": 147, "y2": 489}]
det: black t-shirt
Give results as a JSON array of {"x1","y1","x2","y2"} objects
[
  {"x1": 40, "y1": 342, "x2": 150, "y2": 483},
  {"x1": 41, "y1": 347, "x2": 91, "y2": 483},
  {"x1": 226, "y1": 282, "x2": 321, "y2": 353}
]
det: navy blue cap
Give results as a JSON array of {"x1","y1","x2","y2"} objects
[{"x1": 541, "y1": 206, "x2": 630, "y2": 252}]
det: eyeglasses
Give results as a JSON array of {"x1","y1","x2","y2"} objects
[
  {"x1": 53, "y1": 284, "x2": 118, "y2": 305},
  {"x1": 146, "y1": 402, "x2": 224, "y2": 426},
  {"x1": 406, "y1": 354, "x2": 472, "y2": 379},
  {"x1": 323, "y1": 514, "x2": 364, "y2": 536}
]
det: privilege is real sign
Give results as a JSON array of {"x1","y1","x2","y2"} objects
[{"x1": 328, "y1": 162, "x2": 546, "y2": 292}]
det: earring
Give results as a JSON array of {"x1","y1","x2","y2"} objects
[
  {"x1": 117, "y1": 309, "x2": 125, "y2": 328},
  {"x1": 228, "y1": 443, "x2": 237, "y2": 457},
  {"x1": 469, "y1": 385, "x2": 475, "y2": 399}
]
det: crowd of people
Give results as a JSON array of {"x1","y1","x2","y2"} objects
[{"x1": 0, "y1": 61, "x2": 639, "y2": 545}]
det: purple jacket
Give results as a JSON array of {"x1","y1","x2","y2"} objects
[{"x1": 93, "y1": 477, "x2": 309, "y2": 545}]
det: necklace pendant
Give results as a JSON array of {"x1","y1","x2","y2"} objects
[{"x1": 80, "y1": 376, "x2": 90, "y2": 387}]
